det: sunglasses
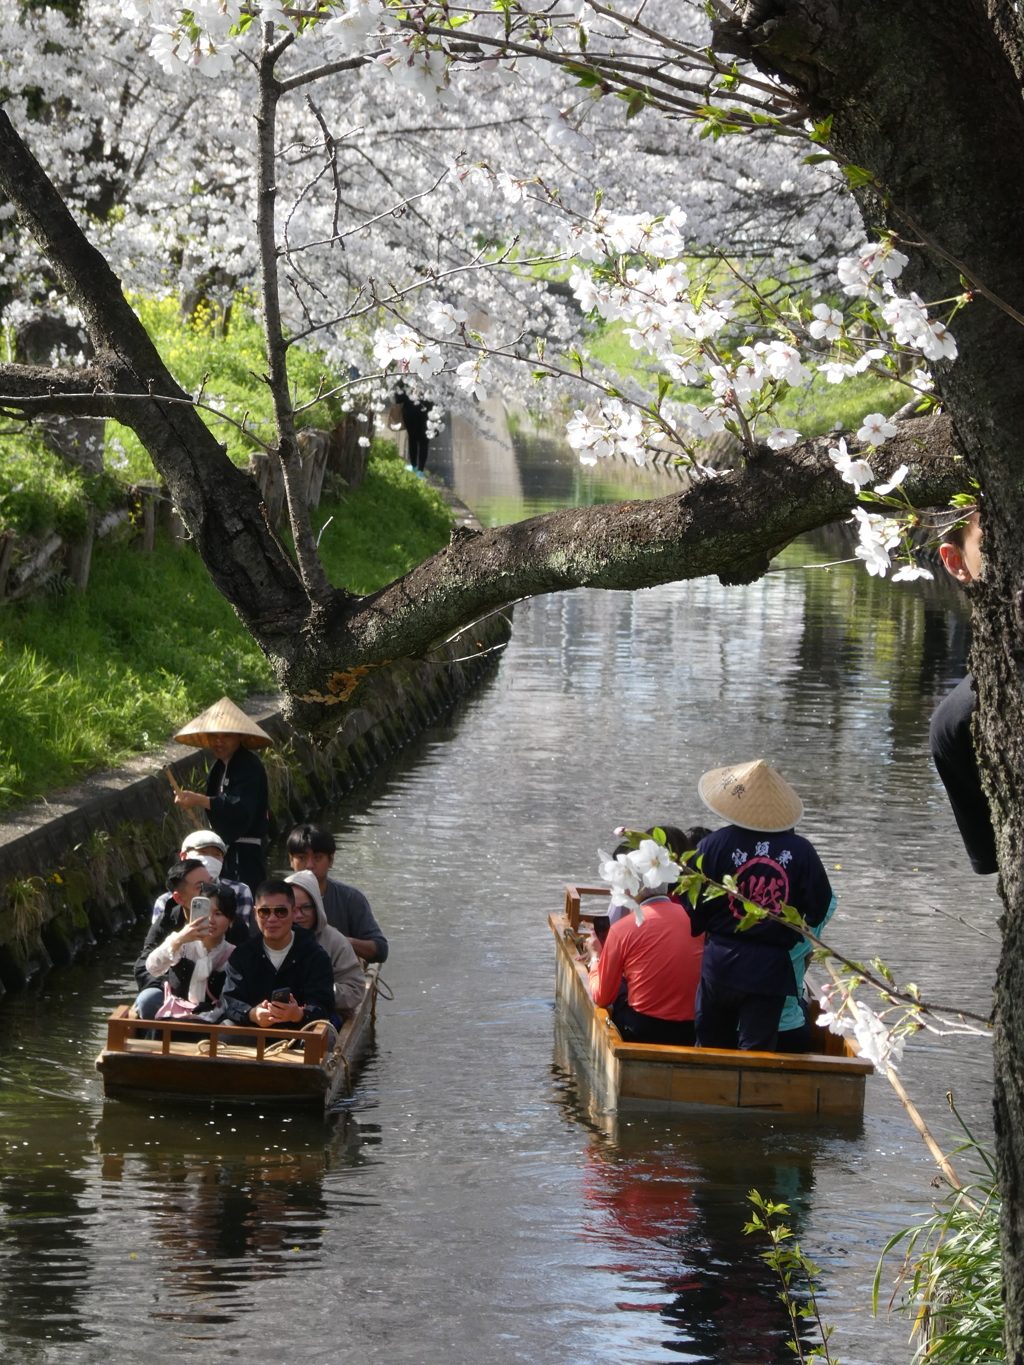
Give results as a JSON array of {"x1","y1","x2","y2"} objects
[{"x1": 255, "y1": 905, "x2": 292, "y2": 919}]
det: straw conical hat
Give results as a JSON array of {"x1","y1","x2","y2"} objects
[
  {"x1": 173, "y1": 697, "x2": 273, "y2": 750},
  {"x1": 697, "y1": 760, "x2": 803, "y2": 833}
]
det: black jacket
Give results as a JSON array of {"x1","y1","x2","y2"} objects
[
  {"x1": 134, "y1": 902, "x2": 248, "y2": 994},
  {"x1": 687, "y1": 825, "x2": 832, "y2": 996},
  {"x1": 221, "y1": 926, "x2": 335, "y2": 1026},
  {"x1": 205, "y1": 746, "x2": 269, "y2": 847},
  {"x1": 930, "y1": 675, "x2": 998, "y2": 875}
]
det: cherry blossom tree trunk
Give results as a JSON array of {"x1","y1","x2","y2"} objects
[{"x1": 722, "y1": 1, "x2": 1024, "y2": 1355}]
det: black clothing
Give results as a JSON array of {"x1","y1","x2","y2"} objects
[
  {"x1": 929, "y1": 675, "x2": 998, "y2": 875},
  {"x1": 775, "y1": 998, "x2": 815, "y2": 1054},
  {"x1": 321, "y1": 879, "x2": 389, "y2": 963},
  {"x1": 694, "y1": 979, "x2": 785, "y2": 1053},
  {"x1": 688, "y1": 825, "x2": 832, "y2": 997},
  {"x1": 611, "y1": 1000, "x2": 696, "y2": 1047},
  {"x1": 134, "y1": 901, "x2": 248, "y2": 993},
  {"x1": 221, "y1": 926, "x2": 334, "y2": 1026},
  {"x1": 205, "y1": 746, "x2": 269, "y2": 889},
  {"x1": 396, "y1": 391, "x2": 432, "y2": 471}
]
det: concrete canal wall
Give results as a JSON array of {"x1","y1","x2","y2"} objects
[{"x1": 0, "y1": 483, "x2": 507, "y2": 997}]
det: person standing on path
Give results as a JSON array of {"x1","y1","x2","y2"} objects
[
  {"x1": 929, "y1": 510, "x2": 998, "y2": 876},
  {"x1": 171, "y1": 697, "x2": 272, "y2": 892},
  {"x1": 394, "y1": 386, "x2": 433, "y2": 475}
]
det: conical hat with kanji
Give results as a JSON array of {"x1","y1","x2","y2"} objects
[
  {"x1": 697, "y1": 759, "x2": 803, "y2": 833},
  {"x1": 173, "y1": 697, "x2": 273, "y2": 750}
]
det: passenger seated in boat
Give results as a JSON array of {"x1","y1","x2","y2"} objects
[
  {"x1": 585, "y1": 878, "x2": 704, "y2": 1047},
  {"x1": 143, "y1": 883, "x2": 238, "y2": 1022},
  {"x1": 148, "y1": 829, "x2": 254, "y2": 929},
  {"x1": 285, "y1": 870, "x2": 366, "y2": 1017},
  {"x1": 286, "y1": 824, "x2": 388, "y2": 963},
  {"x1": 221, "y1": 880, "x2": 335, "y2": 1029},
  {"x1": 134, "y1": 860, "x2": 249, "y2": 1020},
  {"x1": 687, "y1": 761, "x2": 833, "y2": 1054},
  {"x1": 606, "y1": 825, "x2": 712, "y2": 926}
]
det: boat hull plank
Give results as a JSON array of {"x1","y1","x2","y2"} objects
[
  {"x1": 552, "y1": 911, "x2": 871, "y2": 1116},
  {"x1": 96, "y1": 967, "x2": 378, "y2": 1108}
]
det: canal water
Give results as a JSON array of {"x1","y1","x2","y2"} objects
[{"x1": 0, "y1": 415, "x2": 999, "y2": 1364}]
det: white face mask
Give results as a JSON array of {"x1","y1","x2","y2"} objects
[{"x1": 195, "y1": 854, "x2": 223, "y2": 879}]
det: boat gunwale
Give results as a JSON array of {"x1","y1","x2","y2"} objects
[
  {"x1": 95, "y1": 966, "x2": 378, "y2": 1106},
  {"x1": 551, "y1": 910, "x2": 873, "y2": 1078}
]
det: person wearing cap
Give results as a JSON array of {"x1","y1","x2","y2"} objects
[
  {"x1": 686, "y1": 760, "x2": 833, "y2": 1053},
  {"x1": 171, "y1": 697, "x2": 271, "y2": 892},
  {"x1": 285, "y1": 871, "x2": 367, "y2": 1017},
  {"x1": 148, "y1": 830, "x2": 254, "y2": 929}
]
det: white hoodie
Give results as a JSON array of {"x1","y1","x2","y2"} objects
[{"x1": 286, "y1": 870, "x2": 366, "y2": 1016}]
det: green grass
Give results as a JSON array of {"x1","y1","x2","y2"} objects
[
  {"x1": 0, "y1": 443, "x2": 451, "y2": 812},
  {"x1": 107, "y1": 297, "x2": 355, "y2": 481},
  {"x1": 0, "y1": 297, "x2": 452, "y2": 811}
]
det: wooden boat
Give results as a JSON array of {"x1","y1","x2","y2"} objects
[
  {"x1": 553, "y1": 886, "x2": 872, "y2": 1116},
  {"x1": 95, "y1": 965, "x2": 378, "y2": 1108}
]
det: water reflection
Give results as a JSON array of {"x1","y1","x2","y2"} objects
[{"x1": 0, "y1": 420, "x2": 1001, "y2": 1363}]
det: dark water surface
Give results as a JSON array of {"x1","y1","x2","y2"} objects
[{"x1": 0, "y1": 427, "x2": 1000, "y2": 1364}]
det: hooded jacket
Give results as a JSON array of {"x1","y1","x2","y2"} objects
[{"x1": 286, "y1": 871, "x2": 367, "y2": 1016}]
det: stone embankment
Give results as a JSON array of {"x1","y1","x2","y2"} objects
[{"x1": 0, "y1": 481, "x2": 507, "y2": 997}]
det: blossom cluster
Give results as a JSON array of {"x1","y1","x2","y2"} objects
[
  {"x1": 817, "y1": 983, "x2": 908, "y2": 1075},
  {"x1": 559, "y1": 210, "x2": 959, "y2": 480},
  {"x1": 597, "y1": 839, "x2": 682, "y2": 924}
]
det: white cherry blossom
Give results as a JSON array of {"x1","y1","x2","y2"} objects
[
  {"x1": 426, "y1": 300, "x2": 468, "y2": 335},
  {"x1": 857, "y1": 412, "x2": 899, "y2": 446},
  {"x1": 808, "y1": 302, "x2": 843, "y2": 340},
  {"x1": 874, "y1": 464, "x2": 909, "y2": 495},
  {"x1": 828, "y1": 437, "x2": 874, "y2": 491},
  {"x1": 766, "y1": 427, "x2": 800, "y2": 450},
  {"x1": 625, "y1": 838, "x2": 682, "y2": 889},
  {"x1": 891, "y1": 564, "x2": 934, "y2": 582}
]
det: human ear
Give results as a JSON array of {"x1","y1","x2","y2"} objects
[{"x1": 938, "y1": 542, "x2": 971, "y2": 583}]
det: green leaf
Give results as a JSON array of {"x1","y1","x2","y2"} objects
[
  {"x1": 651, "y1": 826, "x2": 666, "y2": 846},
  {"x1": 842, "y1": 163, "x2": 877, "y2": 189},
  {"x1": 809, "y1": 114, "x2": 833, "y2": 144},
  {"x1": 801, "y1": 153, "x2": 834, "y2": 165}
]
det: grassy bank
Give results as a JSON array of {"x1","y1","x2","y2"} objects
[{"x1": 0, "y1": 448, "x2": 451, "y2": 813}]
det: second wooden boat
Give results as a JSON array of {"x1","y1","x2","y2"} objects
[
  {"x1": 95, "y1": 965, "x2": 378, "y2": 1108},
  {"x1": 554, "y1": 886, "x2": 872, "y2": 1116}
]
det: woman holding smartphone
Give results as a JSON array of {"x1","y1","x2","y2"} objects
[{"x1": 144, "y1": 883, "x2": 239, "y2": 1021}]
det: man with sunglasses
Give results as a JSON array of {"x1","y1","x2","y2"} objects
[{"x1": 221, "y1": 880, "x2": 334, "y2": 1029}]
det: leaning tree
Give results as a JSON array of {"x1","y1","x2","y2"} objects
[{"x1": 2, "y1": 0, "x2": 1022, "y2": 1346}]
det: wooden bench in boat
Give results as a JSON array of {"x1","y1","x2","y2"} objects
[
  {"x1": 96, "y1": 965, "x2": 378, "y2": 1107},
  {"x1": 553, "y1": 885, "x2": 872, "y2": 1116}
]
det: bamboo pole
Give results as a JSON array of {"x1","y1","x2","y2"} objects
[{"x1": 164, "y1": 766, "x2": 202, "y2": 828}]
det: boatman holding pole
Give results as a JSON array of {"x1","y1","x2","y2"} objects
[{"x1": 170, "y1": 697, "x2": 272, "y2": 893}]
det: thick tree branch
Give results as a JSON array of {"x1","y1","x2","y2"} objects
[
  {"x1": 0, "y1": 362, "x2": 125, "y2": 417},
  {"x1": 280, "y1": 412, "x2": 971, "y2": 731}
]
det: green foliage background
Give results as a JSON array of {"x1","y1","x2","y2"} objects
[{"x1": 0, "y1": 304, "x2": 452, "y2": 812}]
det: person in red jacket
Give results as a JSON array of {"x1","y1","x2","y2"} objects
[{"x1": 586, "y1": 883, "x2": 704, "y2": 1046}]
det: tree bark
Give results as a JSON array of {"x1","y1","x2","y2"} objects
[{"x1": 719, "y1": 2, "x2": 1024, "y2": 1356}]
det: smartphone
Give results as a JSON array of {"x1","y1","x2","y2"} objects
[
  {"x1": 271, "y1": 988, "x2": 292, "y2": 1004},
  {"x1": 189, "y1": 895, "x2": 212, "y2": 923}
]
